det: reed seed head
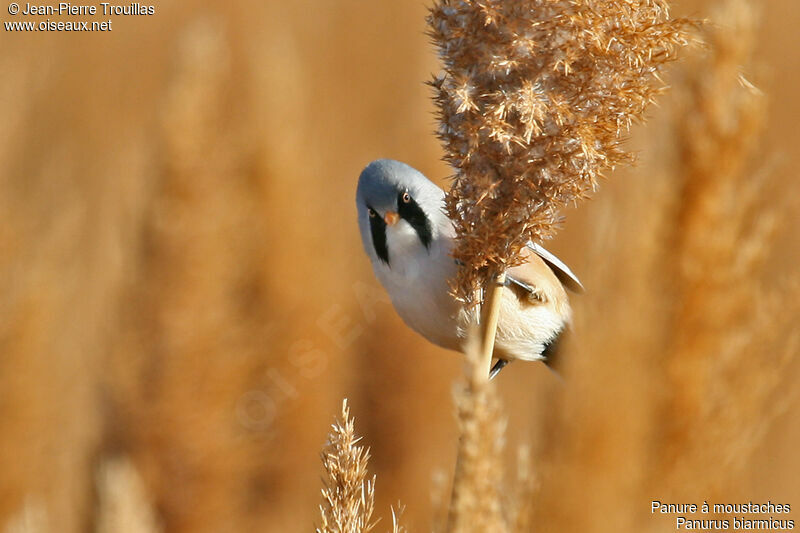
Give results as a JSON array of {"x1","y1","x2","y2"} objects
[
  {"x1": 317, "y1": 400, "x2": 377, "y2": 533},
  {"x1": 428, "y1": 0, "x2": 696, "y2": 301}
]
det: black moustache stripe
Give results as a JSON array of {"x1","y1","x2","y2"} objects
[
  {"x1": 368, "y1": 206, "x2": 390, "y2": 265},
  {"x1": 398, "y1": 192, "x2": 432, "y2": 249}
]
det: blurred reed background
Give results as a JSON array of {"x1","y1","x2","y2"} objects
[{"x1": 0, "y1": 1, "x2": 797, "y2": 532}]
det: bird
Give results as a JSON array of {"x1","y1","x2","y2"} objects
[{"x1": 356, "y1": 159, "x2": 583, "y2": 379}]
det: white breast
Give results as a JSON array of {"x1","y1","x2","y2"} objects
[{"x1": 372, "y1": 220, "x2": 461, "y2": 351}]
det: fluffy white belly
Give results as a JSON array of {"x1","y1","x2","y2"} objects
[
  {"x1": 375, "y1": 252, "x2": 461, "y2": 350},
  {"x1": 379, "y1": 262, "x2": 560, "y2": 361},
  {"x1": 371, "y1": 222, "x2": 563, "y2": 362}
]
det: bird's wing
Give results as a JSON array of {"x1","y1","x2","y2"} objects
[
  {"x1": 525, "y1": 242, "x2": 584, "y2": 293},
  {"x1": 505, "y1": 247, "x2": 565, "y2": 300}
]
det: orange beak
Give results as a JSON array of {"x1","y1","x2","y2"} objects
[{"x1": 384, "y1": 211, "x2": 399, "y2": 226}]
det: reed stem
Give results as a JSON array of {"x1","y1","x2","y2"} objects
[{"x1": 478, "y1": 271, "x2": 506, "y2": 381}]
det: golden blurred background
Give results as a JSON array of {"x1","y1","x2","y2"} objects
[{"x1": 1, "y1": 1, "x2": 798, "y2": 532}]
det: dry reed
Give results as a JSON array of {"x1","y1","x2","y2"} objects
[
  {"x1": 445, "y1": 337, "x2": 507, "y2": 533},
  {"x1": 94, "y1": 459, "x2": 161, "y2": 533},
  {"x1": 655, "y1": 0, "x2": 798, "y2": 493},
  {"x1": 528, "y1": 2, "x2": 796, "y2": 531},
  {"x1": 428, "y1": 0, "x2": 695, "y2": 302},
  {"x1": 317, "y1": 399, "x2": 376, "y2": 532},
  {"x1": 3, "y1": 501, "x2": 47, "y2": 533},
  {"x1": 424, "y1": 1, "x2": 698, "y2": 525},
  {"x1": 2, "y1": 1, "x2": 799, "y2": 532},
  {"x1": 317, "y1": 400, "x2": 405, "y2": 533}
]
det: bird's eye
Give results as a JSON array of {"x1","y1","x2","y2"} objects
[
  {"x1": 368, "y1": 208, "x2": 377, "y2": 218},
  {"x1": 401, "y1": 192, "x2": 411, "y2": 204}
]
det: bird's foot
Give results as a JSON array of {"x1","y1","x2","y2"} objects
[
  {"x1": 505, "y1": 276, "x2": 546, "y2": 303},
  {"x1": 489, "y1": 358, "x2": 510, "y2": 380}
]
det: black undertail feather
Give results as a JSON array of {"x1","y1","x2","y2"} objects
[{"x1": 542, "y1": 326, "x2": 566, "y2": 370}]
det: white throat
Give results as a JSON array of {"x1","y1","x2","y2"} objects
[
  {"x1": 384, "y1": 220, "x2": 429, "y2": 277},
  {"x1": 372, "y1": 221, "x2": 460, "y2": 350}
]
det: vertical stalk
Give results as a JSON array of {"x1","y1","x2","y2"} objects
[
  {"x1": 446, "y1": 271, "x2": 506, "y2": 532},
  {"x1": 478, "y1": 271, "x2": 506, "y2": 380}
]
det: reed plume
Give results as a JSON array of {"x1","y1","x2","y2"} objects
[
  {"x1": 427, "y1": 0, "x2": 695, "y2": 302},
  {"x1": 316, "y1": 400, "x2": 378, "y2": 533},
  {"x1": 657, "y1": 0, "x2": 798, "y2": 490},
  {"x1": 94, "y1": 458, "x2": 161, "y2": 533},
  {"x1": 316, "y1": 400, "x2": 408, "y2": 533}
]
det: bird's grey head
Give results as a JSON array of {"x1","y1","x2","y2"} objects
[{"x1": 356, "y1": 159, "x2": 447, "y2": 266}]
